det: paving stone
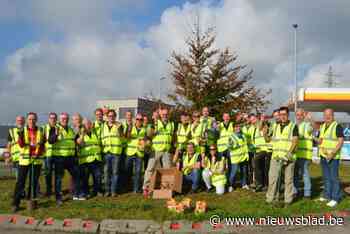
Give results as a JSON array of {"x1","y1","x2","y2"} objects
[
  {"x1": 37, "y1": 217, "x2": 64, "y2": 232},
  {"x1": 0, "y1": 215, "x2": 39, "y2": 230}
]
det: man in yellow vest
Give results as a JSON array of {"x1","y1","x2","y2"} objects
[
  {"x1": 202, "y1": 144, "x2": 228, "y2": 195},
  {"x1": 252, "y1": 115, "x2": 270, "y2": 192},
  {"x1": 200, "y1": 107, "x2": 217, "y2": 151},
  {"x1": 227, "y1": 122, "x2": 249, "y2": 192},
  {"x1": 266, "y1": 107, "x2": 298, "y2": 207},
  {"x1": 190, "y1": 111, "x2": 206, "y2": 156},
  {"x1": 143, "y1": 108, "x2": 174, "y2": 195},
  {"x1": 173, "y1": 112, "x2": 191, "y2": 167},
  {"x1": 179, "y1": 142, "x2": 201, "y2": 193},
  {"x1": 5, "y1": 115, "x2": 25, "y2": 179},
  {"x1": 101, "y1": 109, "x2": 124, "y2": 197},
  {"x1": 49, "y1": 112, "x2": 80, "y2": 205},
  {"x1": 93, "y1": 108, "x2": 104, "y2": 138},
  {"x1": 217, "y1": 112, "x2": 233, "y2": 160},
  {"x1": 318, "y1": 108, "x2": 344, "y2": 207},
  {"x1": 76, "y1": 118, "x2": 103, "y2": 199},
  {"x1": 42, "y1": 112, "x2": 58, "y2": 197},
  {"x1": 125, "y1": 113, "x2": 146, "y2": 193},
  {"x1": 12, "y1": 112, "x2": 44, "y2": 212},
  {"x1": 294, "y1": 108, "x2": 314, "y2": 199}
]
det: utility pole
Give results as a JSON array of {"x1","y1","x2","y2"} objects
[
  {"x1": 324, "y1": 66, "x2": 341, "y2": 88},
  {"x1": 293, "y1": 24, "x2": 298, "y2": 121}
]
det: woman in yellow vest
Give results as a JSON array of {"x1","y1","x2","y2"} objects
[
  {"x1": 12, "y1": 112, "x2": 44, "y2": 212},
  {"x1": 227, "y1": 122, "x2": 249, "y2": 192},
  {"x1": 217, "y1": 112, "x2": 233, "y2": 160},
  {"x1": 317, "y1": 108, "x2": 344, "y2": 207},
  {"x1": 202, "y1": 144, "x2": 228, "y2": 195},
  {"x1": 125, "y1": 113, "x2": 146, "y2": 193},
  {"x1": 190, "y1": 111, "x2": 206, "y2": 155},
  {"x1": 180, "y1": 142, "x2": 201, "y2": 193},
  {"x1": 76, "y1": 118, "x2": 103, "y2": 199},
  {"x1": 173, "y1": 112, "x2": 191, "y2": 168}
]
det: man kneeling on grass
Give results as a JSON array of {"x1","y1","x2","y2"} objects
[
  {"x1": 202, "y1": 144, "x2": 228, "y2": 195},
  {"x1": 177, "y1": 142, "x2": 201, "y2": 193}
]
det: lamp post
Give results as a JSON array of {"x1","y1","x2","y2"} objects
[
  {"x1": 159, "y1": 76, "x2": 166, "y2": 109},
  {"x1": 293, "y1": 23, "x2": 298, "y2": 121}
]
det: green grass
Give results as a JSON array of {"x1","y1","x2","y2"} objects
[{"x1": 0, "y1": 163, "x2": 349, "y2": 222}]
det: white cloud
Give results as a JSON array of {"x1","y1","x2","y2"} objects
[{"x1": 1, "y1": 0, "x2": 350, "y2": 123}]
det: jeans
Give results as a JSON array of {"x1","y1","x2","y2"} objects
[
  {"x1": 125, "y1": 156, "x2": 142, "y2": 192},
  {"x1": 44, "y1": 157, "x2": 54, "y2": 195},
  {"x1": 320, "y1": 158, "x2": 342, "y2": 202},
  {"x1": 293, "y1": 158, "x2": 312, "y2": 197},
  {"x1": 229, "y1": 161, "x2": 248, "y2": 187},
  {"x1": 53, "y1": 156, "x2": 80, "y2": 200},
  {"x1": 183, "y1": 169, "x2": 201, "y2": 191},
  {"x1": 80, "y1": 160, "x2": 102, "y2": 196},
  {"x1": 104, "y1": 154, "x2": 121, "y2": 194},
  {"x1": 12, "y1": 164, "x2": 41, "y2": 207}
]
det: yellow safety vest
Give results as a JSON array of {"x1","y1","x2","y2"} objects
[
  {"x1": 101, "y1": 123, "x2": 123, "y2": 155},
  {"x1": 190, "y1": 122, "x2": 205, "y2": 154},
  {"x1": 200, "y1": 117, "x2": 216, "y2": 145},
  {"x1": 253, "y1": 127, "x2": 269, "y2": 153},
  {"x1": 54, "y1": 125, "x2": 76, "y2": 157},
  {"x1": 126, "y1": 126, "x2": 146, "y2": 157},
  {"x1": 272, "y1": 122, "x2": 296, "y2": 160},
  {"x1": 229, "y1": 133, "x2": 249, "y2": 164},
  {"x1": 43, "y1": 124, "x2": 56, "y2": 158},
  {"x1": 93, "y1": 120, "x2": 104, "y2": 138},
  {"x1": 296, "y1": 121, "x2": 313, "y2": 159},
  {"x1": 78, "y1": 130, "x2": 102, "y2": 164},
  {"x1": 152, "y1": 120, "x2": 174, "y2": 152},
  {"x1": 319, "y1": 121, "x2": 341, "y2": 160},
  {"x1": 176, "y1": 123, "x2": 191, "y2": 150},
  {"x1": 182, "y1": 153, "x2": 199, "y2": 176},
  {"x1": 217, "y1": 122, "x2": 233, "y2": 153},
  {"x1": 19, "y1": 128, "x2": 44, "y2": 166},
  {"x1": 210, "y1": 158, "x2": 227, "y2": 187},
  {"x1": 9, "y1": 128, "x2": 21, "y2": 162}
]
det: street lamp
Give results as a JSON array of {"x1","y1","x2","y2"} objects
[
  {"x1": 293, "y1": 23, "x2": 298, "y2": 121},
  {"x1": 159, "y1": 76, "x2": 166, "y2": 108}
]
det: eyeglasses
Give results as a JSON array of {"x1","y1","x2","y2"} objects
[
  {"x1": 210, "y1": 148, "x2": 216, "y2": 151},
  {"x1": 136, "y1": 118, "x2": 142, "y2": 121}
]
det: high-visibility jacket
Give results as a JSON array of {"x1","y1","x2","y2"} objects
[
  {"x1": 176, "y1": 123, "x2": 191, "y2": 151},
  {"x1": 78, "y1": 130, "x2": 102, "y2": 164},
  {"x1": 252, "y1": 127, "x2": 269, "y2": 153},
  {"x1": 200, "y1": 116, "x2": 216, "y2": 146},
  {"x1": 229, "y1": 133, "x2": 249, "y2": 164},
  {"x1": 190, "y1": 122, "x2": 205, "y2": 154},
  {"x1": 19, "y1": 127, "x2": 44, "y2": 166},
  {"x1": 209, "y1": 157, "x2": 227, "y2": 187},
  {"x1": 126, "y1": 126, "x2": 146, "y2": 157},
  {"x1": 266, "y1": 122, "x2": 278, "y2": 152},
  {"x1": 296, "y1": 121, "x2": 313, "y2": 159},
  {"x1": 272, "y1": 122, "x2": 296, "y2": 160},
  {"x1": 54, "y1": 125, "x2": 76, "y2": 157},
  {"x1": 152, "y1": 120, "x2": 174, "y2": 152},
  {"x1": 43, "y1": 124, "x2": 56, "y2": 157},
  {"x1": 101, "y1": 123, "x2": 123, "y2": 155},
  {"x1": 9, "y1": 127, "x2": 21, "y2": 162},
  {"x1": 93, "y1": 120, "x2": 104, "y2": 138},
  {"x1": 217, "y1": 122, "x2": 233, "y2": 153},
  {"x1": 182, "y1": 153, "x2": 199, "y2": 175},
  {"x1": 246, "y1": 125, "x2": 256, "y2": 152},
  {"x1": 319, "y1": 121, "x2": 341, "y2": 160}
]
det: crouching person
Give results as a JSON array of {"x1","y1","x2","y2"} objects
[
  {"x1": 76, "y1": 118, "x2": 103, "y2": 199},
  {"x1": 202, "y1": 145, "x2": 228, "y2": 195},
  {"x1": 178, "y1": 143, "x2": 201, "y2": 193}
]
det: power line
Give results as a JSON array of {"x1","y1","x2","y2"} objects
[{"x1": 324, "y1": 66, "x2": 341, "y2": 88}]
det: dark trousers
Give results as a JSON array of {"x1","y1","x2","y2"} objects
[
  {"x1": 254, "y1": 151, "x2": 268, "y2": 189},
  {"x1": 53, "y1": 156, "x2": 80, "y2": 200},
  {"x1": 125, "y1": 156, "x2": 142, "y2": 192},
  {"x1": 247, "y1": 152, "x2": 255, "y2": 185},
  {"x1": 44, "y1": 157, "x2": 54, "y2": 195},
  {"x1": 265, "y1": 152, "x2": 271, "y2": 186},
  {"x1": 80, "y1": 160, "x2": 102, "y2": 196},
  {"x1": 12, "y1": 164, "x2": 41, "y2": 207}
]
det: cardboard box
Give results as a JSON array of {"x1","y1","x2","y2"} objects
[{"x1": 150, "y1": 167, "x2": 183, "y2": 199}]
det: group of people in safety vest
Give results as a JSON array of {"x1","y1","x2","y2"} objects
[{"x1": 4, "y1": 105, "x2": 344, "y2": 212}]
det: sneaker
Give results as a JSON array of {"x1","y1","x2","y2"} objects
[
  {"x1": 242, "y1": 185, "x2": 250, "y2": 190},
  {"x1": 318, "y1": 197, "x2": 328, "y2": 202},
  {"x1": 228, "y1": 186, "x2": 233, "y2": 193},
  {"x1": 73, "y1": 196, "x2": 79, "y2": 201},
  {"x1": 326, "y1": 200, "x2": 338, "y2": 207},
  {"x1": 206, "y1": 187, "x2": 212, "y2": 193},
  {"x1": 78, "y1": 196, "x2": 86, "y2": 201}
]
